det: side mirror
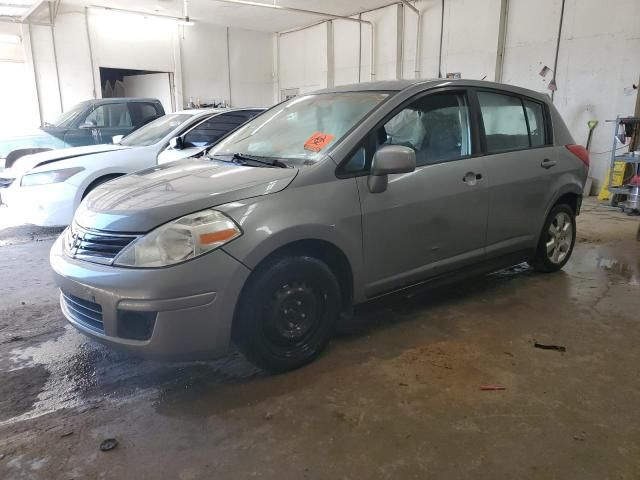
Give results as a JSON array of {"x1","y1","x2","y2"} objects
[
  {"x1": 80, "y1": 120, "x2": 97, "y2": 129},
  {"x1": 169, "y1": 136, "x2": 184, "y2": 150},
  {"x1": 367, "y1": 145, "x2": 416, "y2": 193},
  {"x1": 112, "y1": 135, "x2": 124, "y2": 144}
]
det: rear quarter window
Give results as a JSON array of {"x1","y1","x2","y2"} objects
[{"x1": 524, "y1": 100, "x2": 548, "y2": 147}]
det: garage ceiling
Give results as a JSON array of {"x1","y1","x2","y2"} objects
[
  {"x1": 0, "y1": 0, "x2": 39, "y2": 19},
  {"x1": 64, "y1": 0, "x2": 399, "y2": 32}
]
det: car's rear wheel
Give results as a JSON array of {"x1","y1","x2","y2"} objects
[
  {"x1": 233, "y1": 255, "x2": 340, "y2": 373},
  {"x1": 530, "y1": 204, "x2": 576, "y2": 272}
]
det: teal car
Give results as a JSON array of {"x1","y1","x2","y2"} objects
[{"x1": 0, "y1": 97, "x2": 164, "y2": 169}]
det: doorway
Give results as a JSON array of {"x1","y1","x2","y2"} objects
[{"x1": 99, "y1": 67, "x2": 174, "y2": 113}]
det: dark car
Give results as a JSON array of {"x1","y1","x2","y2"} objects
[{"x1": 0, "y1": 98, "x2": 164, "y2": 169}]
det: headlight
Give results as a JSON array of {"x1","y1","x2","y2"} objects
[
  {"x1": 113, "y1": 209, "x2": 241, "y2": 268},
  {"x1": 21, "y1": 167, "x2": 84, "y2": 187}
]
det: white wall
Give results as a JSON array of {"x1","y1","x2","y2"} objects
[
  {"x1": 123, "y1": 73, "x2": 173, "y2": 112},
  {"x1": 180, "y1": 24, "x2": 229, "y2": 107},
  {"x1": 20, "y1": 7, "x2": 275, "y2": 127},
  {"x1": 279, "y1": 23, "x2": 328, "y2": 94},
  {"x1": 49, "y1": 12, "x2": 93, "y2": 110},
  {"x1": 0, "y1": 23, "x2": 39, "y2": 133},
  {"x1": 228, "y1": 28, "x2": 275, "y2": 107},
  {"x1": 276, "y1": 0, "x2": 640, "y2": 187},
  {"x1": 180, "y1": 24, "x2": 274, "y2": 108}
]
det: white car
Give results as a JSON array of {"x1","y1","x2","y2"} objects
[{"x1": 0, "y1": 107, "x2": 263, "y2": 227}]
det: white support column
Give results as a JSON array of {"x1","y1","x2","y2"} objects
[{"x1": 326, "y1": 20, "x2": 334, "y2": 88}]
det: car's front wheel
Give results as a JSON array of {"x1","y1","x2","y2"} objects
[
  {"x1": 530, "y1": 204, "x2": 576, "y2": 272},
  {"x1": 233, "y1": 255, "x2": 341, "y2": 373}
]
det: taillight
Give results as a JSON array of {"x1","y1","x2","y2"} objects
[{"x1": 566, "y1": 144, "x2": 589, "y2": 167}]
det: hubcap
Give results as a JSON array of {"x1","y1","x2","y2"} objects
[
  {"x1": 546, "y1": 212, "x2": 573, "y2": 264},
  {"x1": 268, "y1": 282, "x2": 321, "y2": 344}
]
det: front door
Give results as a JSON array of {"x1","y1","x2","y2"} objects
[
  {"x1": 65, "y1": 102, "x2": 135, "y2": 147},
  {"x1": 355, "y1": 90, "x2": 489, "y2": 297}
]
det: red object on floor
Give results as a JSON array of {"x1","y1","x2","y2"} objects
[{"x1": 480, "y1": 384, "x2": 506, "y2": 391}]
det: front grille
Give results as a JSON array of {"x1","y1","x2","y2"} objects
[
  {"x1": 65, "y1": 223, "x2": 139, "y2": 265},
  {"x1": 61, "y1": 292, "x2": 104, "y2": 333}
]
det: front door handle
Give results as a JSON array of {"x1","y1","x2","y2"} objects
[
  {"x1": 463, "y1": 171, "x2": 483, "y2": 186},
  {"x1": 541, "y1": 158, "x2": 557, "y2": 169}
]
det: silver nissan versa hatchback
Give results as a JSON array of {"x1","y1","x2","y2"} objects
[{"x1": 51, "y1": 80, "x2": 588, "y2": 372}]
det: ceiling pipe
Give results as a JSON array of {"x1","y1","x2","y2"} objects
[
  {"x1": 279, "y1": 19, "x2": 375, "y2": 82},
  {"x1": 211, "y1": 0, "x2": 373, "y2": 25},
  {"x1": 88, "y1": 4, "x2": 188, "y2": 23},
  {"x1": 438, "y1": 0, "x2": 444, "y2": 78},
  {"x1": 271, "y1": 1, "x2": 376, "y2": 82},
  {"x1": 400, "y1": 0, "x2": 422, "y2": 79}
]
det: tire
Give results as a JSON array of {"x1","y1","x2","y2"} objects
[
  {"x1": 233, "y1": 255, "x2": 341, "y2": 373},
  {"x1": 530, "y1": 204, "x2": 576, "y2": 273},
  {"x1": 82, "y1": 174, "x2": 121, "y2": 200}
]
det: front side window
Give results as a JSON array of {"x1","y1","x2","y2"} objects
[
  {"x1": 120, "y1": 113, "x2": 192, "y2": 147},
  {"x1": 208, "y1": 92, "x2": 389, "y2": 167},
  {"x1": 84, "y1": 104, "x2": 132, "y2": 128},
  {"x1": 339, "y1": 92, "x2": 472, "y2": 175},
  {"x1": 477, "y1": 91, "x2": 529, "y2": 153},
  {"x1": 381, "y1": 92, "x2": 471, "y2": 166}
]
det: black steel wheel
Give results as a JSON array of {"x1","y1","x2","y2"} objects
[{"x1": 233, "y1": 255, "x2": 341, "y2": 372}]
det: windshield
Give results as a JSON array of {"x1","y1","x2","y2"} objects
[
  {"x1": 45, "y1": 102, "x2": 88, "y2": 128},
  {"x1": 120, "y1": 114, "x2": 192, "y2": 147},
  {"x1": 208, "y1": 92, "x2": 389, "y2": 166}
]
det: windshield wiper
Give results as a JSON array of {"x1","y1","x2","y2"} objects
[{"x1": 231, "y1": 153, "x2": 289, "y2": 168}]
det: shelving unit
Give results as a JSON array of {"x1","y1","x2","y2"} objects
[{"x1": 606, "y1": 116, "x2": 640, "y2": 212}]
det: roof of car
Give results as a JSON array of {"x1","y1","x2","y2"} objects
[
  {"x1": 172, "y1": 107, "x2": 266, "y2": 119},
  {"x1": 315, "y1": 79, "x2": 550, "y2": 103},
  {"x1": 93, "y1": 97, "x2": 163, "y2": 103}
]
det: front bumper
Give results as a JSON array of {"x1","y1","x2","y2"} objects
[
  {"x1": 3, "y1": 181, "x2": 77, "y2": 226},
  {"x1": 50, "y1": 234, "x2": 252, "y2": 360}
]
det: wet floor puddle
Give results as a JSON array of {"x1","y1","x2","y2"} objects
[{"x1": 2, "y1": 242, "x2": 636, "y2": 425}]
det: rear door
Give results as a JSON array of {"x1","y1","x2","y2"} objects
[
  {"x1": 476, "y1": 90, "x2": 557, "y2": 257},
  {"x1": 351, "y1": 89, "x2": 489, "y2": 297}
]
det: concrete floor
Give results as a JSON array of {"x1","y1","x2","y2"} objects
[{"x1": 0, "y1": 199, "x2": 639, "y2": 479}]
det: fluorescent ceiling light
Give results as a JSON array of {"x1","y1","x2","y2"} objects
[
  {"x1": 0, "y1": 0, "x2": 36, "y2": 16},
  {"x1": 0, "y1": 34, "x2": 21, "y2": 44},
  {"x1": 0, "y1": 6, "x2": 29, "y2": 16}
]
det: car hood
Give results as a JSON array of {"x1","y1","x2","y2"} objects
[
  {"x1": 0, "y1": 129, "x2": 66, "y2": 159},
  {"x1": 75, "y1": 158, "x2": 299, "y2": 232},
  {"x1": 2, "y1": 144, "x2": 130, "y2": 180}
]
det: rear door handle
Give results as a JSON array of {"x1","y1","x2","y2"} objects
[
  {"x1": 463, "y1": 171, "x2": 483, "y2": 185},
  {"x1": 541, "y1": 158, "x2": 557, "y2": 169}
]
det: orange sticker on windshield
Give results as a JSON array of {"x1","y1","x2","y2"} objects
[{"x1": 304, "y1": 132, "x2": 335, "y2": 152}]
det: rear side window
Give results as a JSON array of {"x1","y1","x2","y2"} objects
[
  {"x1": 524, "y1": 100, "x2": 547, "y2": 147},
  {"x1": 134, "y1": 103, "x2": 162, "y2": 126},
  {"x1": 477, "y1": 91, "x2": 529, "y2": 153},
  {"x1": 183, "y1": 112, "x2": 251, "y2": 147}
]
